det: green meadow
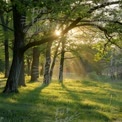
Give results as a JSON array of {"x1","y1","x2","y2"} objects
[{"x1": 0, "y1": 76, "x2": 122, "y2": 122}]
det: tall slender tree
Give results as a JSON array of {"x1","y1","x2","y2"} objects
[
  {"x1": 43, "y1": 41, "x2": 52, "y2": 84},
  {"x1": 30, "y1": 47, "x2": 40, "y2": 81},
  {"x1": 0, "y1": 15, "x2": 10, "y2": 78},
  {"x1": 59, "y1": 39, "x2": 65, "y2": 82},
  {"x1": 50, "y1": 41, "x2": 60, "y2": 81}
]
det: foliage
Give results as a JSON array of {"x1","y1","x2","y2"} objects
[
  {"x1": 87, "y1": 71, "x2": 100, "y2": 81},
  {"x1": 0, "y1": 0, "x2": 122, "y2": 93}
]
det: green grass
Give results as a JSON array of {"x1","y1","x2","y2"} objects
[{"x1": 0, "y1": 76, "x2": 122, "y2": 122}]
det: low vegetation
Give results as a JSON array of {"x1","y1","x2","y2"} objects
[{"x1": 0, "y1": 75, "x2": 122, "y2": 122}]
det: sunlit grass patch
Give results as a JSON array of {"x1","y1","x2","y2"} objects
[{"x1": 0, "y1": 77, "x2": 122, "y2": 122}]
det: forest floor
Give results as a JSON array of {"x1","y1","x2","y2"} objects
[{"x1": 0, "y1": 75, "x2": 122, "y2": 122}]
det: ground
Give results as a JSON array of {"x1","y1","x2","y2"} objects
[{"x1": 0, "y1": 76, "x2": 122, "y2": 122}]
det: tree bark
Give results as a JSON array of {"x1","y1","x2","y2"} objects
[
  {"x1": 30, "y1": 47, "x2": 40, "y2": 81},
  {"x1": 18, "y1": 55, "x2": 26, "y2": 86},
  {"x1": 50, "y1": 41, "x2": 60, "y2": 81},
  {"x1": 0, "y1": 15, "x2": 9, "y2": 78},
  {"x1": 3, "y1": 4, "x2": 25, "y2": 93},
  {"x1": 3, "y1": 51, "x2": 24, "y2": 93},
  {"x1": 26, "y1": 56, "x2": 31, "y2": 76},
  {"x1": 4, "y1": 39, "x2": 9, "y2": 78},
  {"x1": 43, "y1": 41, "x2": 52, "y2": 84},
  {"x1": 59, "y1": 41, "x2": 65, "y2": 82}
]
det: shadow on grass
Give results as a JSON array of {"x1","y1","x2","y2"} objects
[
  {"x1": 0, "y1": 80, "x2": 114, "y2": 122},
  {"x1": 0, "y1": 83, "x2": 53, "y2": 122},
  {"x1": 60, "y1": 83, "x2": 110, "y2": 122},
  {"x1": 17, "y1": 83, "x2": 49, "y2": 102},
  {"x1": 61, "y1": 83, "x2": 81, "y2": 104},
  {"x1": 81, "y1": 80, "x2": 100, "y2": 87},
  {"x1": 81, "y1": 80, "x2": 122, "y2": 105}
]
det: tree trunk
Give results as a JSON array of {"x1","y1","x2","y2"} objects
[
  {"x1": 30, "y1": 47, "x2": 40, "y2": 81},
  {"x1": 18, "y1": 55, "x2": 26, "y2": 86},
  {"x1": 3, "y1": 52, "x2": 24, "y2": 93},
  {"x1": 50, "y1": 41, "x2": 60, "y2": 81},
  {"x1": 59, "y1": 41, "x2": 65, "y2": 82},
  {"x1": 40, "y1": 62, "x2": 44, "y2": 76},
  {"x1": 43, "y1": 41, "x2": 52, "y2": 84},
  {"x1": 0, "y1": 15, "x2": 9, "y2": 78},
  {"x1": 26, "y1": 57, "x2": 31, "y2": 76},
  {"x1": 4, "y1": 39, "x2": 9, "y2": 78},
  {"x1": 3, "y1": 4, "x2": 25, "y2": 93}
]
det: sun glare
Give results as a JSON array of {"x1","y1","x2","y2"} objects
[{"x1": 55, "y1": 30, "x2": 61, "y2": 36}]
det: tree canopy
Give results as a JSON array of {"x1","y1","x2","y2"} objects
[{"x1": 0, "y1": 0, "x2": 122, "y2": 93}]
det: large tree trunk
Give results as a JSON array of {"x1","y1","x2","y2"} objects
[
  {"x1": 30, "y1": 47, "x2": 40, "y2": 81},
  {"x1": 3, "y1": 4, "x2": 25, "y2": 93},
  {"x1": 3, "y1": 52, "x2": 24, "y2": 93},
  {"x1": 0, "y1": 15, "x2": 9, "y2": 78},
  {"x1": 59, "y1": 41, "x2": 65, "y2": 82},
  {"x1": 50, "y1": 41, "x2": 60, "y2": 81},
  {"x1": 18, "y1": 55, "x2": 26, "y2": 86},
  {"x1": 43, "y1": 41, "x2": 52, "y2": 84}
]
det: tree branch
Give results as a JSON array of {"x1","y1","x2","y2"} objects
[
  {"x1": 62, "y1": 17, "x2": 81, "y2": 34},
  {"x1": 76, "y1": 23, "x2": 107, "y2": 32},
  {"x1": 77, "y1": 23, "x2": 122, "y2": 49},
  {"x1": 64, "y1": 57, "x2": 76, "y2": 59},
  {"x1": 23, "y1": 35, "x2": 58, "y2": 52},
  {"x1": 58, "y1": 1, "x2": 121, "y2": 33},
  {"x1": 104, "y1": 32, "x2": 122, "y2": 49},
  {"x1": 24, "y1": 10, "x2": 52, "y2": 32},
  {"x1": 88, "y1": 1, "x2": 121, "y2": 13},
  {"x1": 0, "y1": 23, "x2": 14, "y2": 31},
  {"x1": 4, "y1": 8, "x2": 13, "y2": 13},
  {"x1": 22, "y1": 0, "x2": 121, "y2": 53},
  {"x1": 23, "y1": 17, "x2": 82, "y2": 52},
  {"x1": 80, "y1": 19, "x2": 122, "y2": 25}
]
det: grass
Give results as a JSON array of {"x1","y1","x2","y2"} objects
[{"x1": 0, "y1": 76, "x2": 122, "y2": 122}]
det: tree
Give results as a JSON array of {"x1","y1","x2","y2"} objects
[
  {"x1": 2, "y1": 0, "x2": 122, "y2": 93},
  {"x1": 59, "y1": 38, "x2": 66, "y2": 82},
  {"x1": 43, "y1": 41, "x2": 52, "y2": 84},
  {"x1": 50, "y1": 41, "x2": 60, "y2": 81},
  {"x1": 3, "y1": 2, "x2": 26, "y2": 93},
  {"x1": 30, "y1": 47, "x2": 40, "y2": 82},
  {"x1": 0, "y1": 15, "x2": 10, "y2": 78},
  {"x1": 25, "y1": 53, "x2": 32, "y2": 76},
  {"x1": 18, "y1": 58, "x2": 26, "y2": 86}
]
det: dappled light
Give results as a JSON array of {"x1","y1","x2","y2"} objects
[
  {"x1": 63, "y1": 58, "x2": 86, "y2": 78},
  {"x1": 0, "y1": 77, "x2": 122, "y2": 121},
  {"x1": 55, "y1": 30, "x2": 61, "y2": 36},
  {"x1": 52, "y1": 53, "x2": 87, "y2": 79},
  {"x1": 0, "y1": 0, "x2": 122, "y2": 121}
]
